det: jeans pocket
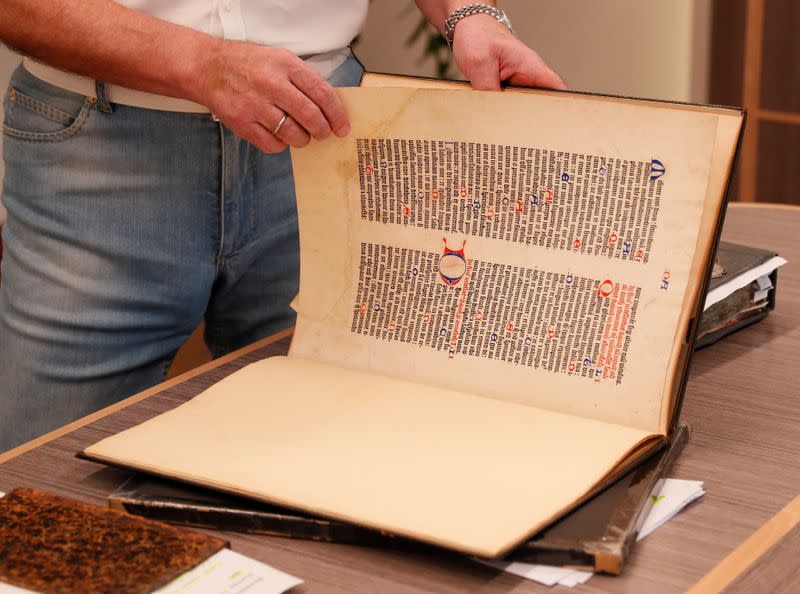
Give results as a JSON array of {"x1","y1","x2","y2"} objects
[{"x1": 3, "y1": 74, "x2": 93, "y2": 143}]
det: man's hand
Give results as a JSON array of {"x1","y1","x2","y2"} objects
[
  {"x1": 413, "y1": 1, "x2": 565, "y2": 91},
  {"x1": 452, "y1": 14, "x2": 565, "y2": 91},
  {"x1": 197, "y1": 41, "x2": 351, "y2": 153},
  {"x1": 0, "y1": 0, "x2": 350, "y2": 156}
]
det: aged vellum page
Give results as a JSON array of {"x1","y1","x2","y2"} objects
[
  {"x1": 291, "y1": 86, "x2": 730, "y2": 434},
  {"x1": 84, "y1": 356, "x2": 655, "y2": 558},
  {"x1": 658, "y1": 111, "x2": 744, "y2": 429}
]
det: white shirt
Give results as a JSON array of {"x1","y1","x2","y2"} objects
[
  {"x1": 119, "y1": 0, "x2": 369, "y2": 57},
  {"x1": 25, "y1": 0, "x2": 369, "y2": 111}
]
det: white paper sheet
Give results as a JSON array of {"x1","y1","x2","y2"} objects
[
  {"x1": 637, "y1": 479, "x2": 705, "y2": 540},
  {"x1": 555, "y1": 571, "x2": 594, "y2": 587},
  {"x1": 153, "y1": 549, "x2": 301, "y2": 594},
  {"x1": 756, "y1": 275, "x2": 773, "y2": 291},
  {"x1": 482, "y1": 561, "x2": 576, "y2": 586}
]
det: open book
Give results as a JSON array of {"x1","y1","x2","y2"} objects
[{"x1": 82, "y1": 74, "x2": 744, "y2": 559}]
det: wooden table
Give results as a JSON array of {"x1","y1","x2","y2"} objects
[{"x1": 1, "y1": 204, "x2": 798, "y2": 593}]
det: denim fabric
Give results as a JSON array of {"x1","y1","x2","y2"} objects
[{"x1": 0, "y1": 55, "x2": 363, "y2": 452}]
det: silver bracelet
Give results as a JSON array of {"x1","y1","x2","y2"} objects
[{"x1": 443, "y1": 4, "x2": 517, "y2": 49}]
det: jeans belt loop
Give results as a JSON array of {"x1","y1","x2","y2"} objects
[{"x1": 94, "y1": 80, "x2": 114, "y2": 113}]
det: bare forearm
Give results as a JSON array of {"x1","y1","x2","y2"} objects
[
  {"x1": 414, "y1": 0, "x2": 496, "y2": 35},
  {"x1": 0, "y1": 0, "x2": 215, "y2": 104},
  {"x1": 1, "y1": 0, "x2": 351, "y2": 152}
]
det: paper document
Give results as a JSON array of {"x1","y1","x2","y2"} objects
[
  {"x1": 637, "y1": 478, "x2": 705, "y2": 540},
  {"x1": 486, "y1": 478, "x2": 704, "y2": 587},
  {"x1": 753, "y1": 275, "x2": 773, "y2": 303},
  {"x1": 491, "y1": 563, "x2": 593, "y2": 587},
  {"x1": 154, "y1": 548, "x2": 302, "y2": 594}
]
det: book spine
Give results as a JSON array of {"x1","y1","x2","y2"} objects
[{"x1": 111, "y1": 497, "x2": 403, "y2": 546}]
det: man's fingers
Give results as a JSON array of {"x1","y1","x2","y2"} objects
[
  {"x1": 203, "y1": 44, "x2": 349, "y2": 150},
  {"x1": 238, "y1": 121, "x2": 288, "y2": 154},
  {"x1": 501, "y1": 45, "x2": 566, "y2": 90},
  {"x1": 250, "y1": 104, "x2": 311, "y2": 150},
  {"x1": 506, "y1": 64, "x2": 566, "y2": 90},
  {"x1": 450, "y1": 16, "x2": 566, "y2": 92},
  {"x1": 274, "y1": 83, "x2": 332, "y2": 140},
  {"x1": 256, "y1": 103, "x2": 311, "y2": 148},
  {"x1": 289, "y1": 65, "x2": 350, "y2": 137},
  {"x1": 274, "y1": 115, "x2": 311, "y2": 148}
]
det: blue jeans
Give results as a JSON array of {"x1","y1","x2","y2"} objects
[{"x1": 0, "y1": 56, "x2": 363, "y2": 452}]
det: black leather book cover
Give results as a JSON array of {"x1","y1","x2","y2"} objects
[{"x1": 507, "y1": 424, "x2": 689, "y2": 573}]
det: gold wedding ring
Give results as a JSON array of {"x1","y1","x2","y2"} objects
[{"x1": 272, "y1": 114, "x2": 287, "y2": 136}]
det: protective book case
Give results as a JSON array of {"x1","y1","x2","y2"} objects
[
  {"x1": 107, "y1": 424, "x2": 689, "y2": 574},
  {"x1": 81, "y1": 75, "x2": 744, "y2": 559}
]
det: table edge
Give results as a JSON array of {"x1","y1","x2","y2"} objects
[
  {"x1": 688, "y1": 493, "x2": 800, "y2": 593},
  {"x1": 0, "y1": 326, "x2": 294, "y2": 465},
  {"x1": 728, "y1": 202, "x2": 800, "y2": 210}
]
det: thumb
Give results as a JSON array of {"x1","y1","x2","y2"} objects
[
  {"x1": 506, "y1": 61, "x2": 567, "y2": 90},
  {"x1": 463, "y1": 56, "x2": 503, "y2": 91}
]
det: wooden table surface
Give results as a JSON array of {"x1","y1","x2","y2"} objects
[{"x1": 1, "y1": 203, "x2": 798, "y2": 594}]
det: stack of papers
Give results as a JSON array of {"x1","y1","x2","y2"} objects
[
  {"x1": 637, "y1": 479, "x2": 705, "y2": 540},
  {"x1": 485, "y1": 478, "x2": 705, "y2": 587}
]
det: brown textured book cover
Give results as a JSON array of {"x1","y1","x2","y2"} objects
[{"x1": 0, "y1": 487, "x2": 228, "y2": 594}]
